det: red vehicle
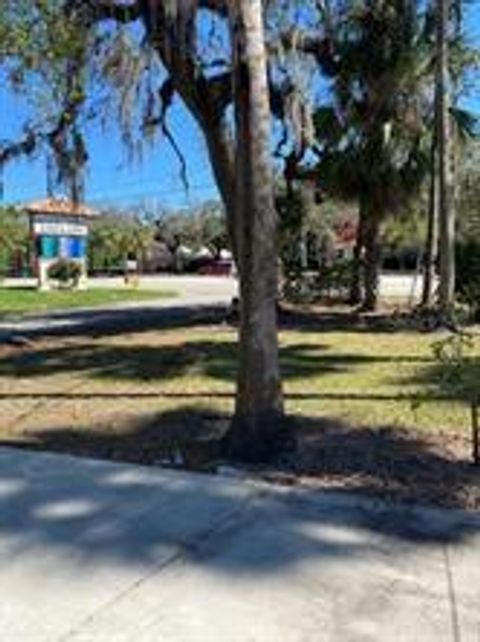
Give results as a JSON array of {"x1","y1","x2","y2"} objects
[{"x1": 197, "y1": 259, "x2": 234, "y2": 276}]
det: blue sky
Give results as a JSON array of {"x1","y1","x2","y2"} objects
[
  {"x1": 1, "y1": 5, "x2": 478, "y2": 212},
  {"x1": 0, "y1": 89, "x2": 219, "y2": 210}
]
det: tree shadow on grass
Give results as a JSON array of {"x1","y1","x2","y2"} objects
[
  {"x1": 0, "y1": 303, "x2": 228, "y2": 340},
  {"x1": 0, "y1": 338, "x2": 434, "y2": 384},
  {"x1": 0, "y1": 300, "x2": 457, "y2": 346},
  {"x1": 398, "y1": 355, "x2": 480, "y2": 404},
  {"x1": 277, "y1": 306, "x2": 444, "y2": 334}
]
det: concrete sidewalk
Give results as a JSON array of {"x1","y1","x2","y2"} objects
[{"x1": 0, "y1": 447, "x2": 478, "y2": 641}]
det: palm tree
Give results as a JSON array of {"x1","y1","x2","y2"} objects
[
  {"x1": 435, "y1": 0, "x2": 456, "y2": 319},
  {"x1": 425, "y1": 0, "x2": 477, "y2": 317},
  {"x1": 312, "y1": 0, "x2": 432, "y2": 310},
  {"x1": 421, "y1": 106, "x2": 476, "y2": 308},
  {"x1": 421, "y1": 129, "x2": 440, "y2": 308}
]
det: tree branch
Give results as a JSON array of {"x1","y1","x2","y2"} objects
[
  {"x1": 0, "y1": 131, "x2": 38, "y2": 167},
  {"x1": 197, "y1": 0, "x2": 227, "y2": 16},
  {"x1": 64, "y1": 0, "x2": 142, "y2": 25}
]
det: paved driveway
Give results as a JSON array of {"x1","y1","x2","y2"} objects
[{"x1": 0, "y1": 447, "x2": 478, "y2": 641}]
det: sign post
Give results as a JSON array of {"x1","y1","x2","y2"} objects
[{"x1": 24, "y1": 198, "x2": 97, "y2": 291}]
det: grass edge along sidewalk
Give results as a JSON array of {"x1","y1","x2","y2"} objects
[{"x1": 0, "y1": 287, "x2": 178, "y2": 317}]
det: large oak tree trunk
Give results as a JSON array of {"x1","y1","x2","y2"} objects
[
  {"x1": 222, "y1": 0, "x2": 288, "y2": 462},
  {"x1": 436, "y1": 0, "x2": 456, "y2": 320},
  {"x1": 140, "y1": 3, "x2": 239, "y2": 264},
  {"x1": 120, "y1": 1, "x2": 288, "y2": 461},
  {"x1": 201, "y1": 118, "x2": 238, "y2": 263}
]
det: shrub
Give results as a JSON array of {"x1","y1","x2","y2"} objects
[
  {"x1": 281, "y1": 257, "x2": 355, "y2": 304},
  {"x1": 317, "y1": 258, "x2": 354, "y2": 299},
  {"x1": 282, "y1": 273, "x2": 318, "y2": 304},
  {"x1": 48, "y1": 260, "x2": 82, "y2": 287},
  {"x1": 432, "y1": 333, "x2": 480, "y2": 464}
]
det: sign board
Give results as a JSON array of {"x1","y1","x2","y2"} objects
[{"x1": 33, "y1": 221, "x2": 88, "y2": 237}]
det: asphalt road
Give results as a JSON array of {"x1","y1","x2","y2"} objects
[
  {"x1": 0, "y1": 273, "x2": 427, "y2": 340},
  {"x1": 0, "y1": 276, "x2": 236, "y2": 339}
]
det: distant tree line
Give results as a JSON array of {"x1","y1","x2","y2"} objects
[{"x1": 0, "y1": 207, "x2": 29, "y2": 278}]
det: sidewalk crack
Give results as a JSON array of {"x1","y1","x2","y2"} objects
[
  {"x1": 443, "y1": 544, "x2": 461, "y2": 642},
  {"x1": 56, "y1": 487, "x2": 264, "y2": 642}
]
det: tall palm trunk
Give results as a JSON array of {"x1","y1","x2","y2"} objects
[
  {"x1": 436, "y1": 0, "x2": 456, "y2": 319},
  {"x1": 422, "y1": 133, "x2": 439, "y2": 307},
  {"x1": 362, "y1": 203, "x2": 382, "y2": 312},
  {"x1": 223, "y1": 0, "x2": 287, "y2": 462},
  {"x1": 349, "y1": 198, "x2": 366, "y2": 306}
]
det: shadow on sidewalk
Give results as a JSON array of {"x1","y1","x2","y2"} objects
[{"x1": 1, "y1": 406, "x2": 478, "y2": 576}]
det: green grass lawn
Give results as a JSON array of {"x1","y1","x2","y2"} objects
[
  {"x1": 0, "y1": 287, "x2": 177, "y2": 316},
  {"x1": 0, "y1": 317, "x2": 478, "y2": 507},
  {"x1": 0, "y1": 322, "x2": 477, "y2": 432}
]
